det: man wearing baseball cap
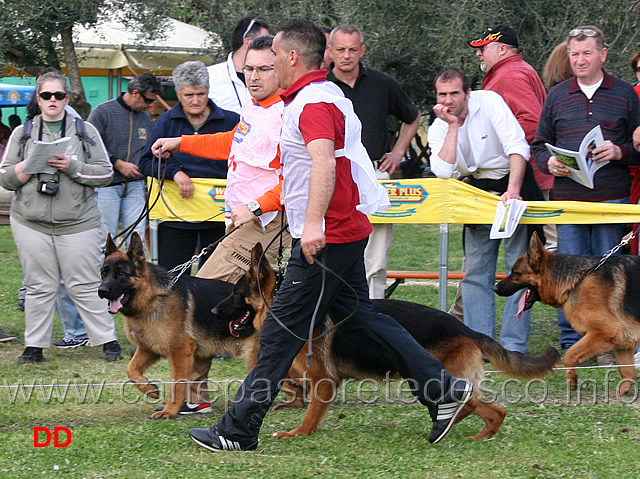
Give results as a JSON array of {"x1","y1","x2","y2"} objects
[
  {"x1": 468, "y1": 25, "x2": 551, "y2": 231},
  {"x1": 467, "y1": 25, "x2": 547, "y2": 149}
]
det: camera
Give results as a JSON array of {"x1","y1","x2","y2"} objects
[{"x1": 38, "y1": 179, "x2": 59, "y2": 196}]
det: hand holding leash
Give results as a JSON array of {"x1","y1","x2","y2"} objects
[
  {"x1": 300, "y1": 224, "x2": 325, "y2": 264},
  {"x1": 151, "y1": 137, "x2": 182, "y2": 158}
]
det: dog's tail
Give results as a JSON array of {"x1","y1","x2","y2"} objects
[{"x1": 476, "y1": 337, "x2": 561, "y2": 379}]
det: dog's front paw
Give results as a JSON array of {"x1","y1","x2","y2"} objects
[
  {"x1": 150, "y1": 409, "x2": 177, "y2": 420},
  {"x1": 137, "y1": 382, "x2": 159, "y2": 398}
]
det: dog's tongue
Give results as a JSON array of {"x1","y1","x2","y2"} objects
[
  {"x1": 517, "y1": 289, "x2": 529, "y2": 321},
  {"x1": 229, "y1": 319, "x2": 241, "y2": 338},
  {"x1": 108, "y1": 295, "x2": 124, "y2": 314}
]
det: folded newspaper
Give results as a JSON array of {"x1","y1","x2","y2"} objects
[
  {"x1": 544, "y1": 125, "x2": 606, "y2": 189},
  {"x1": 490, "y1": 199, "x2": 527, "y2": 239},
  {"x1": 22, "y1": 137, "x2": 72, "y2": 175}
]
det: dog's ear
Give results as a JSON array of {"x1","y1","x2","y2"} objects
[
  {"x1": 250, "y1": 243, "x2": 264, "y2": 284},
  {"x1": 250, "y1": 242, "x2": 276, "y2": 292},
  {"x1": 127, "y1": 232, "x2": 146, "y2": 269},
  {"x1": 105, "y1": 233, "x2": 118, "y2": 256},
  {"x1": 527, "y1": 231, "x2": 547, "y2": 270}
]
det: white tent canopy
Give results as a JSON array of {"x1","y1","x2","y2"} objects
[{"x1": 71, "y1": 17, "x2": 221, "y2": 72}]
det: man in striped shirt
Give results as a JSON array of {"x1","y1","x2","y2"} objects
[{"x1": 532, "y1": 25, "x2": 640, "y2": 352}]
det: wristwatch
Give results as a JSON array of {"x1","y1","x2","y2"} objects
[{"x1": 247, "y1": 200, "x2": 262, "y2": 217}]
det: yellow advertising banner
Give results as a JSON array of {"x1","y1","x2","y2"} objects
[
  {"x1": 147, "y1": 178, "x2": 227, "y2": 222},
  {"x1": 148, "y1": 177, "x2": 640, "y2": 225}
]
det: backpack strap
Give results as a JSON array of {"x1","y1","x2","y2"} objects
[
  {"x1": 74, "y1": 117, "x2": 95, "y2": 159},
  {"x1": 18, "y1": 119, "x2": 33, "y2": 160}
]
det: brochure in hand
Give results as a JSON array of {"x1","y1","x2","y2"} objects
[
  {"x1": 22, "y1": 137, "x2": 72, "y2": 175},
  {"x1": 490, "y1": 199, "x2": 527, "y2": 239},
  {"x1": 544, "y1": 125, "x2": 606, "y2": 189}
]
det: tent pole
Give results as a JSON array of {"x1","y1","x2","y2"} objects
[{"x1": 117, "y1": 68, "x2": 122, "y2": 96}]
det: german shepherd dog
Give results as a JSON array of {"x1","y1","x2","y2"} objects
[
  {"x1": 495, "y1": 231, "x2": 640, "y2": 396},
  {"x1": 214, "y1": 243, "x2": 561, "y2": 440},
  {"x1": 98, "y1": 232, "x2": 257, "y2": 419}
]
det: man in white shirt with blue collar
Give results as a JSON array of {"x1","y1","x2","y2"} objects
[
  {"x1": 428, "y1": 66, "x2": 532, "y2": 354},
  {"x1": 207, "y1": 17, "x2": 269, "y2": 114}
]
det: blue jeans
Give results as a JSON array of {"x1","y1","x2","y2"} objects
[
  {"x1": 216, "y1": 239, "x2": 457, "y2": 443},
  {"x1": 97, "y1": 180, "x2": 147, "y2": 248},
  {"x1": 556, "y1": 197, "x2": 628, "y2": 350},
  {"x1": 462, "y1": 223, "x2": 531, "y2": 353},
  {"x1": 57, "y1": 281, "x2": 88, "y2": 341}
]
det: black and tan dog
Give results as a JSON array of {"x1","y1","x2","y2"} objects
[
  {"x1": 215, "y1": 243, "x2": 561, "y2": 440},
  {"x1": 98, "y1": 232, "x2": 257, "y2": 419},
  {"x1": 495, "y1": 231, "x2": 640, "y2": 396}
]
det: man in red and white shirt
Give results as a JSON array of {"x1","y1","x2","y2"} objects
[{"x1": 188, "y1": 19, "x2": 473, "y2": 453}]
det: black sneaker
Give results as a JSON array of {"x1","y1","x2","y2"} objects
[
  {"x1": 54, "y1": 337, "x2": 89, "y2": 349},
  {"x1": 155, "y1": 402, "x2": 213, "y2": 415},
  {"x1": 103, "y1": 341, "x2": 122, "y2": 361},
  {"x1": 17, "y1": 347, "x2": 44, "y2": 363},
  {"x1": 189, "y1": 426, "x2": 258, "y2": 452},
  {"x1": 0, "y1": 327, "x2": 17, "y2": 342},
  {"x1": 428, "y1": 380, "x2": 474, "y2": 444}
]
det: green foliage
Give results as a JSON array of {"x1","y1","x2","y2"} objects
[
  {"x1": 0, "y1": 0, "x2": 170, "y2": 72},
  {"x1": 170, "y1": 0, "x2": 640, "y2": 110}
]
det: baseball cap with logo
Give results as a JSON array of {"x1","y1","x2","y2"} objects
[{"x1": 467, "y1": 24, "x2": 519, "y2": 49}]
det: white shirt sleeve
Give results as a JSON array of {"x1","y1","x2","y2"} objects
[{"x1": 427, "y1": 119, "x2": 458, "y2": 178}]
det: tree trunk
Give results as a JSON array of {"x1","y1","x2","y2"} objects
[{"x1": 60, "y1": 26, "x2": 91, "y2": 119}]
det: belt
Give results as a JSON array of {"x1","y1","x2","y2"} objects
[{"x1": 107, "y1": 179, "x2": 144, "y2": 187}]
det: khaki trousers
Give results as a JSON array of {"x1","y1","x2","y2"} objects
[
  {"x1": 11, "y1": 220, "x2": 117, "y2": 348},
  {"x1": 190, "y1": 211, "x2": 291, "y2": 402}
]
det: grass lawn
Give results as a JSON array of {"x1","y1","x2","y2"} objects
[{"x1": 0, "y1": 223, "x2": 639, "y2": 479}]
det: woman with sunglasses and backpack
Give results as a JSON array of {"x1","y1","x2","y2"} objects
[{"x1": 0, "y1": 69, "x2": 123, "y2": 363}]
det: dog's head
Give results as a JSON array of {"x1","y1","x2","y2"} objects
[
  {"x1": 212, "y1": 242, "x2": 277, "y2": 338},
  {"x1": 98, "y1": 232, "x2": 146, "y2": 314},
  {"x1": 494, "y1": 231, "x2": 547, "y2": 317}
]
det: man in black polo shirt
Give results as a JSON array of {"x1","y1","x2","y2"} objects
[{"x1": 327, "y1": 24, "x2": 420, "y2": 299}]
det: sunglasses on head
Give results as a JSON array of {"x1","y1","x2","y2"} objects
[
  {"x1": 39, "y1": 91, "x2": 67, "y2": 101},
  {"x1": 242, "y1": 18, "x2": 257, "y2": 40},
  {"x1": 569, "y1": 28, "x2": 598, "y2": 37}
]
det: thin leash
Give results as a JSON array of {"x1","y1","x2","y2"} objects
[
  {"x1": 166, "y1": 225, "x2": 239, "y2": 288},
  {"x1": 153, "y1": 150, "x2": 226, "y2": 224},
  {"x1": 254, "y1": 234, "x2": 361, "y2": 368}
]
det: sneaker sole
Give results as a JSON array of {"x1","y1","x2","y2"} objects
[
  {"x1": 0, "y1": 336, "x2": 17, "y2": 342},
  {"x1": 54, "y1": 340, "x2": 89, "y2": 349},
  {"x1": 430, "y1": 384, "x2": 474, "y2": 445},
  {"x1": 179, "y1": 406, "x2": 212, "y2": 415},
  {"x1": 189, "y1": 432, "x2": 223, "y2": 453}
]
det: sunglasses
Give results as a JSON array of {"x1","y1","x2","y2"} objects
[
  {"x1": 478, "y1": 42, "x2": 501, "y2": 53},
  {"x1": 569, "y1": 28, "x2": 598, "y2": 37},
  {"x1": 138, "y1": 91, "x2": 157, "y2": 104},
  {"x1": 39, "y1": 91, "x2": 67, "y2": 101}
]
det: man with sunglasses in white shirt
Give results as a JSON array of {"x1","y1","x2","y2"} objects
[{"x1": 207, "y1": 17, "x2": 270, "y2": 114}]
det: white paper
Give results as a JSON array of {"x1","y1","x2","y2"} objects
[
  {"x1": 22, "y1": 137, "x2": 72, "y2": 175},
  {"x1": 490, "y1": 199, "x2": 528, "y2": 239},
  {"x1": 544, "y1": 125, "x2": 606, "y2": 189}
]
